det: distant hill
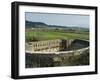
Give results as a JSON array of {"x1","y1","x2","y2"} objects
[
  {"x1": 25, "y1": 21, "x2": 89, "y2": 31},
  {"x1": 26, "y1": 21, "x2": 48, "y2": 28}
]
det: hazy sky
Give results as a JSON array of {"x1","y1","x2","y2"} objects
[{"x1": 25, "y1": 12, "x2": 90, "y2": 28}]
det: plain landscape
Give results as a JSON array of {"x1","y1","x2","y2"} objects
[{"x1": 25, "y1": 13, "x2": 90, "y2": 68}]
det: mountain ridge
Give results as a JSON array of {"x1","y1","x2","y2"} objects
[{"x1": 25, "y1": 20, "x2": 89, "y2": 31}]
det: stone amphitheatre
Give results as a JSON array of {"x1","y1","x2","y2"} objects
[{"x1": 25, "y1": 39, "x2": 89, "y2": 68}]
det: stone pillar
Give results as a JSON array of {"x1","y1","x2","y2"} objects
[{"x1": 61, "y1": 39, "x2": 67, "y2": 51}]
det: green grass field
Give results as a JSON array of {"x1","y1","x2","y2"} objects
[{"x1": 25, "y1": 30, "x2": 89, "y2": 42}]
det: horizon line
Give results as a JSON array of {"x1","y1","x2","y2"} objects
[{"x1": 26, "y1": 20, "x2": 89, "y2": 29}]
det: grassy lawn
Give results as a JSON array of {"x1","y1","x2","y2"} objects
[{"x1": 25, "y1": 30, "x2": 89, "y2": 42}]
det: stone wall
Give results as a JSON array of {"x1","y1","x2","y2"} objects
[
  {"x1": 26, "y1": 47, "x2": 89, "y2": 68},
  {"x1": 25, "y1": 39, "x2": 73, "y2": 52},
  {"x1": 25, "y1": 39, "x2": 89, "y2": 68}
]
